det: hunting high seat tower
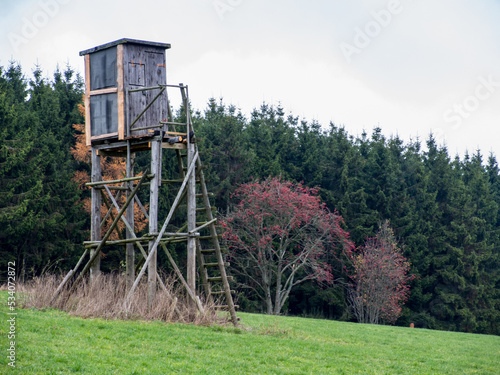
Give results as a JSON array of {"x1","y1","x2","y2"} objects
[{"x1": 55, "y1": 38, "x2": 238, "y2": 325}]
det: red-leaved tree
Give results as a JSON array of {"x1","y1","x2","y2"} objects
[
  {"x1": 347, "y1": 221, "x2": 414, "y2": 324},
  {"x1": 221, "y1": 176, "x2": 353, "y2": 315}
]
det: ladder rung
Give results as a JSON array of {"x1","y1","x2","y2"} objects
[
  {"x1": 196, "y1": 193, "x2": 214, "y2": 198},
  {"x1": 200, "y1": 246, "x2": 227, "y2": 253},
  {"x1": 215, "y1": 305, "x2": 239, "y2": 310},
  {"x1": 196, "y1": 220, "x2": 216, "y2": 226},
  {"x1": 201, "y1": 248, "x2": 216, "y2": 254},
  {"x1": 211, "y1": 290, "x2": 235, "y2": 295},
  {"x1": 162, "y1": 179, "x2": 201, "y2": 184},
  {"x1": 204, "y1": 262, "x2": 229, "y2": 268},
  {"x1": 208, "y1": 276, "x2": 233, "y2": 282},
  {"x1": 207, "y1": 276, "x2": 223, "y2": 282},
  {"x1": 196, "y1": 207, "x2": 216, "y2": 212},
  {"x1": 204, "y1": 262, "x2": 219, "y2": 268},
  {"x1": 198, "y1": 235, "x2": 222, "y2": 240}
]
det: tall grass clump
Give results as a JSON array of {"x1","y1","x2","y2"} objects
[{"x1": 18, "y1": 273, "x2": 228, "y2": 325}]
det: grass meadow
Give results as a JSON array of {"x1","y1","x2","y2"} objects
[{"x1": 1, "y1": 290, "x2": 499, "y2": 374}]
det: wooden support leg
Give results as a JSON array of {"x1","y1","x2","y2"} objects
[
  {"x1": 148, "y1": 138, "x2": 161, "y2": 310},
  {"x1": 126, "y1": 148, "x2": 135, "y2": 290},
  {"x1": 124, "y1": 152, "x2": 199, "y2": 310},
  {"x1": 186, "y1": 163, "x2": 196, "y2": 295},
  {"x1": 90, "y1": 148, "x2": 101, "y2": 280},
  {"x1": 184, "y1": 84, "x2": 197, "y2": 301}
]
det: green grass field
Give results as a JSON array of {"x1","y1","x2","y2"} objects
[{"x1": 1, "y1": 292, "x2": 499, "y2": 374}]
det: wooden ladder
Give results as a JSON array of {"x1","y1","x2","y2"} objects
[
  {"x1": 172, "y1": 85, "x2": 238, "y2": 325},
  {"x1": 173, "y1": 146, "x2": 238, "y2": 325}
]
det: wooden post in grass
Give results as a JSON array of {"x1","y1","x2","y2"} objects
[
  {"x1": 125, "y1": 146, "x2": 135, "y2": 291},
  {"x1": 182, "y1": 84, "x2": 197, "y2": 300},
  {"x1": 148, "y1": 137, "x2": 161, "y2": 310},
  {"x1": 90, "y1": 148, "x2": 101, "y2": 280}
]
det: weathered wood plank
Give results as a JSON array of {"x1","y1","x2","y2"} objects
[
  {"x1": 86, "y1": 174, "x2": 153, "y2": 187},
  {"x1": 89, "y1": 87, "x2": 118, "y2": 96},
  {"x1": 84, "y1": 55, "x2": 91, "y2": 146},
  {"x1": 117, "y1": 44, "x2": 125, "y2": 140}
]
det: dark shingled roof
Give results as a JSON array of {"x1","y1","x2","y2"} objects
[{"x1": 79, "y1": 38, "x2": 171, "y2": 56}]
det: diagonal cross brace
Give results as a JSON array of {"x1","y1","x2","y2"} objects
[
  {"x1": 100, "y1": 191, "x2": 124, "y2": 240},
  {"x1": 160, "y1": 242, "x2": 204, "y2": 313},
  {"x1": 103, "y1": 185, "x2": 168, "y2": 290},
  {"x1": 63, "y1": 171, "x2": 150, "y2": 295},
  {"x1": 101, "y1": 187, "x2": 124, "y2": 228},
  {"x1": 124, "y1": 151, "x2": 199, "y2": 310},
  {"x1": 104, "y1": 185, "x2": 137, "y2": 240},
  {"x1": 129, "y1": 86, "x2": 166, "y2": 130}
]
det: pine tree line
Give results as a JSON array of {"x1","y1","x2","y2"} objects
[
  {"x1": 195, "y1": 99, "x2": 499, "y2": 334},
  {"x1": 0, "y1": 66, "x2": 498, "y2": 334},
  {"x1": 0, "y1": 63, "x2": 87, "y2": 280}
]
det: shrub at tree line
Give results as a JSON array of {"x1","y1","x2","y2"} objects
[
  {"x1": 0, "y1": 63, "x2": 498, "y2": 335},
  {"x1": 347, "y1": 221, "x2": 414, "y2": 325}
]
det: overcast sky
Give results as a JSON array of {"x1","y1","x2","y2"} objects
[{"x1": 1, "y1": 0, "x2": 500, "y2": 158}]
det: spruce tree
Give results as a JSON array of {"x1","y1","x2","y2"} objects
[
  {"x1": 0, "y1": 63, "x2": 87, "y2": 279},
  {"x1": 196, "y1": 98, "x2": 254, "y2": 212}
]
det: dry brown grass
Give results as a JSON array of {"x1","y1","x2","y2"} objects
[{"x1": 17, "y1": 273, "x2": 228, "y2": 326}]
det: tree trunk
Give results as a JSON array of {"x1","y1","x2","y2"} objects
[
  {"x1": 274, "y1": 263, "x2": 283, "y2": 315},
  {"x1": 265, "y1": 285, "x2": 273, "y2": 314}
]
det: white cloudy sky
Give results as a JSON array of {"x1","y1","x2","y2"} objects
[{"x1": 1, "y1": 0, "x2": 500, "y2": 158}]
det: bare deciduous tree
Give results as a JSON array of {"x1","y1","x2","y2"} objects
[{"x1": 221, "y1": 176, "x2": 352, "y2": 315}]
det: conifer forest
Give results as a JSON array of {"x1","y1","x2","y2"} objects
[{"x1": 0, "y1": 63, "x2": 498, "y2": 335}]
